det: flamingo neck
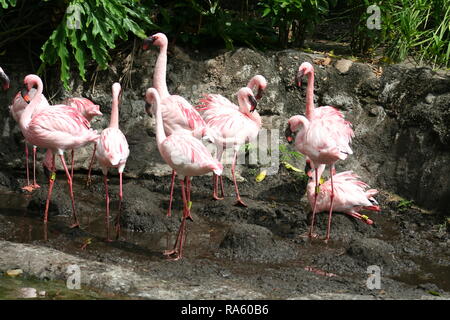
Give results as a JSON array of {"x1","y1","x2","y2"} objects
[
  {"x1": 109, "y1": 92, "x2": 119, "y2": 129},
  {"x1": 19, "y1": 76, "x2": 43, "y2": 133},
  {"x1": 154, "y1": 44, "x2": 170, "y2": 99},
  {"x1": 153, "y1": 94, "x2": 167, "y2": 147},
  {"x1": 305, "y1": 71, "x2": 315, "y2": 120}
]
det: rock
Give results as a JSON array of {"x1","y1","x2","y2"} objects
[
  {"x1": 6, "y1": 268, "x2": 23, "y2": 277},
  {"x1": 334, "y1": 59, "x2": 353, "y2": 74},
  {"x1": 218, "y1": 222, "x2": 299, "y2": 262},
  {"x1": 347, "y1": 238, "x2": 395, "y2": 267},
  {"x1": 18, "y1": 287, "x2": 37, "y2": 299}
]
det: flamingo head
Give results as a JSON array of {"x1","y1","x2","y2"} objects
[
  {"x1": 112, "y1": 82, "x2": 122, "y2": 101},
  {"x1": 0, "y1": 67, "x2": 10, "y2": 91},
  {"x1": 248, "y1": 75, "x2": 267, "y2": 100},
  {"x1": 144, "y1": 87, "x2": 160, "y2": 117},
  {"x1": 284, "y1": 124, "x2": 295, "y2": 144},
  {"x1": 85, "y1": 103, "x2": 103, "y2": 118},
  {"x1": 142, "y1": 32, "x2": 168, "y2": 50},
  {"x1": 296, "y1": 62, "x2": 314, "y2": 87},
  {"x1": 304, "y1": 159, "x2": 313, "y2": 177},
  {"x1": 23, "y1": 74, "x2": 41, "y2": 92},
  {"x1": 237, "y1": 87, "x2": 257, "y2": 114}
]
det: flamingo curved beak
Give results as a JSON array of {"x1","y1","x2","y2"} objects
[
  {"x1": 295, "y1": 70, "x2": 304, "y2": 88},
  {"x1": 304, "y1": 159, "x2": 313, "y2": 177},
  {"x1": 142, "y1": 36, "x2": 155, "y2": 50},
  {"x1": 0, "y1": 68, "x2": 10, "y2": 91},
  {"x1": 255, "y1": 87, "x2": 265, "y2": 100},
  {"x1": 21, "y1": 87, "x2": 31, "y2": 103},
  {"x1": 144, "y1": 101, "x2": 153, "y2": 117},
  {"x1": 284, "y1": 125, "x2": 294, "y2": 144},
  {"x1": 248, "y1": 95, "x2": 257, "y2": 112}
]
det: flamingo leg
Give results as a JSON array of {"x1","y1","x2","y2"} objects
[
  {"x1": 164, "y1": 178, "x2": 189, "y2": 260},
  {"x1": 167, "y1": 170, "x2": 176, "y2": 217},
  {"x1": 212, "y1": 148, "x2": 224, "y2": 200},
  {"x1": 25, "y1": 143, "x2": 30, "y2": 186},
  {"x1": 308, "y1": 168, "x2": 320, "y2": 238},
  {"x1": 43, "y1": 153, "x2": 56, "y2": 224},
  {"x1": 231, "y1": 150, "x2": 247, "y2": 207},
  {"x1": 115, "y1": 171, "x2": 123, "y2": 239},
  {"x1": 324, "y1": 165, "x2": 335, "y2": 242},
  {"x1": 186, "y1": 176, "x2": 193, "y2": 221},
  {"x1": 86, "y1": 144, "x2": 97, "y2": 187},
  {"x1": 70, "y1": 149, "x2": 75, "y2": 179},
  {"x1": 22, "y1": 143, "x2": 34, "y2": 192},
  {"x1": 103, "y1": 174, "x2": 112, "y2": 242},
  {"x1": 58, "y1": 154, "x2": 80, "y2": 228},
  {"x1": 32, "y1": 146, "x2": 40, "y2": 189}
]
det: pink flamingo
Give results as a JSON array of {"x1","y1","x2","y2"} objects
[
  {"x1": 143, "y1": 32, "x2": 208, "y2": 217},
  {"x1": 19, "y1": 74, "x2": 99, "y2": 227},
  {"x1": 197, "y1": 75, "x2": 267, "y2": 199},
  {"x1": 0, "y1": 67, "x2": 10, "y2": 90},
  {"x1": 91, "y1": 83, "x2": 129, "y2": 241},
  {"x1": 62, "y1": 97, "x2": 102, "y2": 178},
  {"x1": 305, "y1": 160, "x2": 380, "y2": 235},
  {"x1": 9, "y1": 87, "x2": 50, "y2": 192},
  {"x1": 285, "y1": 62, "x2": 354, "y2": 241},
  {"x1": 198, "y1": 87, "x2": 261, "y2": 206},
  {"x1": 145, "y1": 87, "x2": 223, "y2": 260}
]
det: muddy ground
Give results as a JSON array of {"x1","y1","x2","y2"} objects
[{"x1": 0, "y1": 160, "x2": 448, "y2": 300}]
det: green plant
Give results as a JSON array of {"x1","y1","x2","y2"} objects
[
  {"x1": 397, "y1": 199, "x2": 414, "y2": 212},
  {"x1": 347, "y1": 0, "x2": 450, "y2": 69},
  {"x1": 1, "y1": 0, "x2": 156, "y2": 89},
  {"x1": 259, "y1": 0, "x2": 335, "y2": 47},
  {"x1": 40, "y1": 0, "x2": 156, "y2": 89},
  {"x1": 279, "y1": 143, "x2": 304, "y2": 163}
]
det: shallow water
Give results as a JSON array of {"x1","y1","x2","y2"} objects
[{"x1": 0, "y1": 183, "x2": 449, "y2": 298}]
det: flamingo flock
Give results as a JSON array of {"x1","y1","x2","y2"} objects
[{"x1": 0, "y1": 32, "x2": 380, "y2": 260}]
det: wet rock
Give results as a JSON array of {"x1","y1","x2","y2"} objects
[
  {"x1": 217, "y1": 222, "x2": 298, "y2": 262},
  {"x1": 120, "y1": 181, "x2": 178, "y2": 233},
  {"x1": 347, "y1": 238, "x2": 395, "y2": 269}
]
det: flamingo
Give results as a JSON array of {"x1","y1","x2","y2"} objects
[
  {"x1": 9, "y1": 86, "x2": 50, "y2": 192},
  {"x1": 62, "y1": 97, "x2": 103, "y2": 179},
  {"x1": 305, "y1": 160, "x2": 380, "y2": 236},
  {"x1": 92, "y1": 83, "x2": 129, "y2": 241},
  {"x1": 0, "y1": 67, "x2": 10, "y2": 90},
  {"x1": 285, "y1": 62, "x2": 354, "y2": 241},
  {"x1": 197, "y1": 74, "x2": 267, "y2": 199},
  {"x1": 143, "y1": 32, "x2": 208, "y2": 217},
  {"x1": 145, "y1": 87, "x2": 222, "y2": 260},
  {"x1": 198, "y1": 87, "x2": 261, "y2": 206},
  {"x1": 19, "y1": 74, "x2": 99, "y2": 227}
]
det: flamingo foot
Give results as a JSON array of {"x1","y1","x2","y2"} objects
[
  {"x1": 234, "y1": 198, "x2": 247, "y2": 207},
  {"x1": 22, "y1": 185, "x2": 37, "y2": 192},
  {"x1": 70, "y1": 223, "x2": 80, "y2": 229},
  {"x1": 166, "y1": 254, "x2": 183, "y2": 261},
  {"x1": 32, "y1": 183, "x2": 41, "y2": 190},
  {"x1": 212, "y1": 194, "x2": 224, "y2": 201},
  {"x1": 163, "y1": 248, "x2": 178, "y2": 256}
]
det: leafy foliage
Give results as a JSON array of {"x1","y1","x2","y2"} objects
[
  {"x1": 259, "y1": 0, "x2": 336, "y2": 47},
  {"x1": 0, "y1": 0, "x2": 16, "y2": 9},
  {"x1": 279, "y1": 143, "x2": 304, "y2": 163},
  {"x1": 38, "y1": 0, "x2": 156, "y2": 89},
  {"x1": 348, "y1": 0, "x2": 450, "y2": 69}
]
